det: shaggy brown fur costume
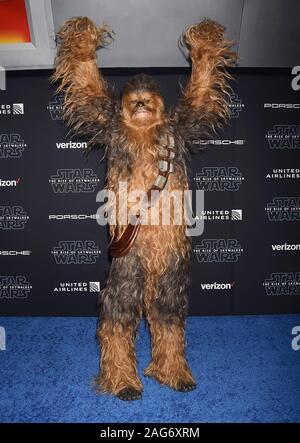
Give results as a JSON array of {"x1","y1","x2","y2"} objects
[{"x1": 52, "y1": 16, "x2": 236, "y2": 401}]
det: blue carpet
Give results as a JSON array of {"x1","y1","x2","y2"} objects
[{"x1": 0, "y1": 315, "x2": 299, "y2": 423}]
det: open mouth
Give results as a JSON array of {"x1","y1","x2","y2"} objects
[{"x1": 134, "y1": 108, "x2": 152, "y2": 116}]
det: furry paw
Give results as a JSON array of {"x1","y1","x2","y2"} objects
[
  {"x1": 144, "y1": 363, "x2": 197, "y2": 392},
  {"x1": 183, "y1": 19, "x2": 225, "y2": 49},
  {"x1": 56, "y1": 17, "x2": 113, "y2": 53},
  {"x1": 57, "y1": 17, "x2": 98, "y2": 40},
  {"x1": 117, "y1": 387, "x2": 142, "y2": 401},
  {"x1": 177, "y1": 381, "x2": 197, "y2": 392}
]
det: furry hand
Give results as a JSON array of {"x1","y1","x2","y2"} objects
[
  {"x1": 183, "y1": 19, "x2": 226, "y2": 55},
  {"x1": 56, "y1": 16, "x2": 113, "y2": 59}
]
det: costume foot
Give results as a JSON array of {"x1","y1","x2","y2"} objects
[
  {"x1": 117, "y1": 387, "x2": 142, "y2": 401},
  {"x1": 144, "y1": 364, "x2": 196, "y2": 392},
  {"x1": 177, "y1": 381, "x2": 197, "y2": 392}
]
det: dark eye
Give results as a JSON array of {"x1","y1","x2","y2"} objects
[{"x1": 130, "y1": 100, "x2": 137, "y2": 104}]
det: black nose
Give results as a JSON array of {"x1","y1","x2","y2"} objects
[{"x1": 136, "y1": 101, "x2": 144, "y2": 107}]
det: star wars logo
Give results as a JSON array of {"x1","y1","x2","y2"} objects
[
  {"x1": 51, "y1": 240, "x2": 101, "y2": 264},
  {"x1": 0, "y1": 206, "x2": 29, "y2": 230},
  {"x1": 0, "y1": 276, "x2": 32, "y2": 299},
  {"x1": 266, "y1": 125, "x2": 300, "y2": 149},
  {"x1": 47, "y1": 95, "x2": 64, "y2": 120},
  {"x1": 228, "y1": 93, "x2": 244, "y2": 118},
  {"x1": 195, "y1": 167, "x2": 244, "y2": 191},
  {"x1": 263, "y1": 272, "x2": 300, "y2": 296},
  {"x1": 193, "y1": 239, "x2": 243, "y2": 263},
  {"x1": 0, "y1": 133, "x2": 27, "y2": 158},
  {"x1": 49, "y1": 169, "x2": 100, "y2": 193},
  {"x1": 265, "y1": 197, "x2": 300, "y2": 221}
]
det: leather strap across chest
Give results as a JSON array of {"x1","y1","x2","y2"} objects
[{"x1": 109, "y1": 134, "x2": 175, "y2": 258}]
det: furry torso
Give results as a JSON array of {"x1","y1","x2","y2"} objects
[{"x1": 106, "y1": 120, "x2": 191, "y2": 276}]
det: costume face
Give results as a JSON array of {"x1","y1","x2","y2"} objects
[{"x1": 121, "y1": 90, "x2": 164, "y2": 127}]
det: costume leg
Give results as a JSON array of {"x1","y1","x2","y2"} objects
[
  {"x1": 95, "y1": 248, "x2": 145, "y2": 400},
  {"x1": 144, "y1": 255, "x2": 196, "y2": 391}
]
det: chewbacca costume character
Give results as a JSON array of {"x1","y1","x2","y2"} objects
[{"x1": 52, "y1": 17, "x2": 236, "y2": 401}]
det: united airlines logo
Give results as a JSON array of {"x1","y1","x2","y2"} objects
[
  {"x1": 0, "y1": 276, "x2": 32, "y2": 299},
  {"x1": 13, "y1": 103, "x2": 24, "y2": 115},
  {"x1": 0, "y1": 103, "x2": 24, "y2": 115},
  {"x1": 263, "y1": 272, "x2": 300, "y2": 296},
  {"x1": 53, "y1": 281, "x2": 100, "y2": 293},
  {"x1": 47, "y1": 95, "x2": 64, "y2": 120},
  {"x1": 51, "y1": 240, "x2": 101, "y2": 264},
  {"x1": 265, "y1": 197, "x2": 300, "y2": 221},
  {"x1": 49, "y1": 169, "x2": 100, "y2": 193},
  {"x1": 193, "y1": 239, "x2": 243, "y2": 263},
  {"x1": 0, "y1": 206, "x2": 29, "y2": 230},
  {"x1": 266, "y1": 125, "x2": 300, "y2": 149},
  {"x1": 194, "y1": 209, "x2": 243, "y2": 221},
  {"x1": 266, "y1": 169, "x2": 300, "y2": 180},
  {"x1": 194, "y1": 167, "x2": 244, "y2": 191},
  {"x1": 0, "y1": 133, "x2": 27, "y2": 159},
  {"x1": 89, "y1": 281, "x2": 100, "y2": 292},
  {"x1": 231, "y1": 209, "x2": 242, "y2": 220},
  {"x1": 228, "y1": 93, "x2": 244, "y2": 118}
]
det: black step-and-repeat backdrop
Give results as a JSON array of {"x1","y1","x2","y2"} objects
[{"x1": 0, "y1": 68, "x2": 299, "y2": 316}]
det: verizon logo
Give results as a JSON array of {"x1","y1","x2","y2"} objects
[
  {"x1": 0, "y1": 177, "x2": 20, "y2": 187},
  {"x1": 272, "y1": 243, "x2": 300, "y2": 251},
  {"x1": 55, "y1": 141, "x2": 87, "y2": 149},
  {"x1": 201, "y1": 282, "x2": 235, "y2": 290}
]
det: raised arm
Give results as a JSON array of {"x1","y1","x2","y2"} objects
[
  {"x1": 174, "y1": 19, "x2": 237, "y2": 148},
  {"x1": 51, "y1": 17, "x2": 115, "y2": 154}
]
